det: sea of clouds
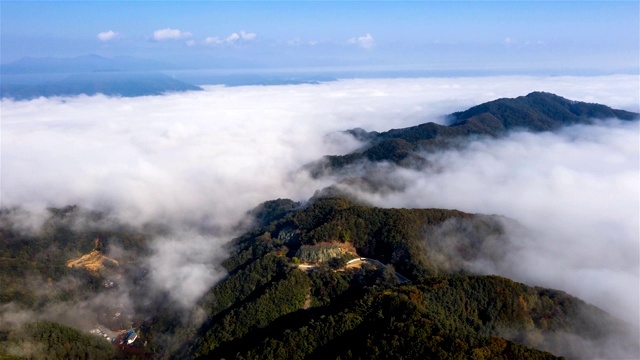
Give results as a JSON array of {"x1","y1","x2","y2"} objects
[{"x1": 2, "y1": 75, "x2": 638, "y2": 334}]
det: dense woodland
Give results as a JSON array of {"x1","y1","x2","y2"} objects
[
  {"x1": 0, "y1": 207, "x2": 159, "y2": 359},
  {"x1": 0, "y1": 206, "x2": 150, "y2": 309},
  {"x1": 184, "y1": 196, "x2": 629, "y2": 359},
  {"x1": 0, "y1": 322, "x2": 116, "y2": 359},
  {"x1": 2, "y1": 196, "x2": 631, "y2": 359}
]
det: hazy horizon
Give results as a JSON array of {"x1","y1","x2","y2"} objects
[{"x1": 2, "y1": 2, "x2": 638, "y2": 74}]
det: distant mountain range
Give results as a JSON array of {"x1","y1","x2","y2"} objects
[
  {"x1": 310, "y1": 92, "x2": 639, "y2": 176},
  {"x1": 1, "y1": 72, "x2": 203, "y2": 100},
  {"x1": 1, "y1": 55, "x2": 203, "y2": 100},
  {"x1": 1, "y1": 54, "x2": 177, "y2": 74}
]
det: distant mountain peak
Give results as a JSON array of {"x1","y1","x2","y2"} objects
[
  {"x1": 450, "y1": 91, "x2": 637, "y2": 127},
  {"x1": 308, "y1": 92, "x2": 638, "y2": 176}
]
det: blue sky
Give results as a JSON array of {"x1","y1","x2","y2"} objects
[{"x1": 1, "y1": 1, "x2": 638, "y2": 73}]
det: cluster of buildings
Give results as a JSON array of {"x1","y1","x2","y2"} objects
[{"x1": 89, "y1": 326, "x2": 138, "y2": 345}]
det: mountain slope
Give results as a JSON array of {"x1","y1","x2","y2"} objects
[
  {"x1": 184, "y1": 195, "x2": 633, "y2": 359},
  {"x1": 0, "y1": 192, "x2": 635, "y2": 358},
  {"x1": 449, "y1": 91, "x2": 637, "y2": 129},
  {"x1": 0, "y1": 321, "x2": 116, "y2": 359},
  {"x1": 310, "y1": 92, "x2": 638, "y2": 175}
]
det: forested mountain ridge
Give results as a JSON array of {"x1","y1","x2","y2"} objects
[
  {"x1": 184, "y1": 196, "x2": 631, "y2": 359},
  {"x1": 448, "y1": 91, "x2": 638, "y2": 129},
  {"x1": 2, "y1": 198, "x2": 631, "y2": 359},
  {"x1": 311, "y1": 92, "x2": 639, "y2": 175}
]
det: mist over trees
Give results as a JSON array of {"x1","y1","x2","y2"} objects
[{"x1": 1, "y1": 79, "x2": 638, "y2": 359}]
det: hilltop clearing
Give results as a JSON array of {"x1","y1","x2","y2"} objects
[{"x1": 66, "y1": 249, "x2": 119, "y2": 273}]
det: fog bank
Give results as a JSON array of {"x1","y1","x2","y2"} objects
[{"x1": 2, "y1": 74, "x2": 638, "y2": 319}]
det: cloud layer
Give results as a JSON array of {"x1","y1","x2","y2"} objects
[
  {"x1": 2, "y1": 74, "x2": 638, "y2": 318},
  {"x1": 343, "y1": 120, "x2": 639, "y2": 325}
]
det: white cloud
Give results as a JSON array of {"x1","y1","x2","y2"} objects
[
  {"x1": 97, "y1": 30, "x2": 118, "y2": 41},
  {"x1": 153, "y1": 28, "x2": 193, "y2": 41},
  {"x1": 203, "y1": 31, "x2": 256, "y2": 45},
  {"x1": 1, "y1": 74, "x2": 638, "y2": 320},
  {"x1": 349, "y1": 33, "x2": 375, "y2": 49},
  {"x1": 286, "y1": 38, "x2": 319, "y2": 47},
  {"x1": 186, "y1": 39, "x2": 196, "y2": 47},
  {"x1": 225, "y1": 32, "x2": 240, "y2": 43},
  {"x1": 2, "y1": 75, "x2": 638, "y2": 225},
  {"x1": 148, "y1": 232, "x2": 227, "y2": 308},
  {"x1": 240, "y1": 30, "x2": 256, "y2": 40},
  {"x1": 204, "y1": 36, "x2": 224, "y2": 45}
]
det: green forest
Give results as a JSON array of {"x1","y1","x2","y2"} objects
[{"x1": 181, "y1": 196, "x2": 627, "y2": 359}]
